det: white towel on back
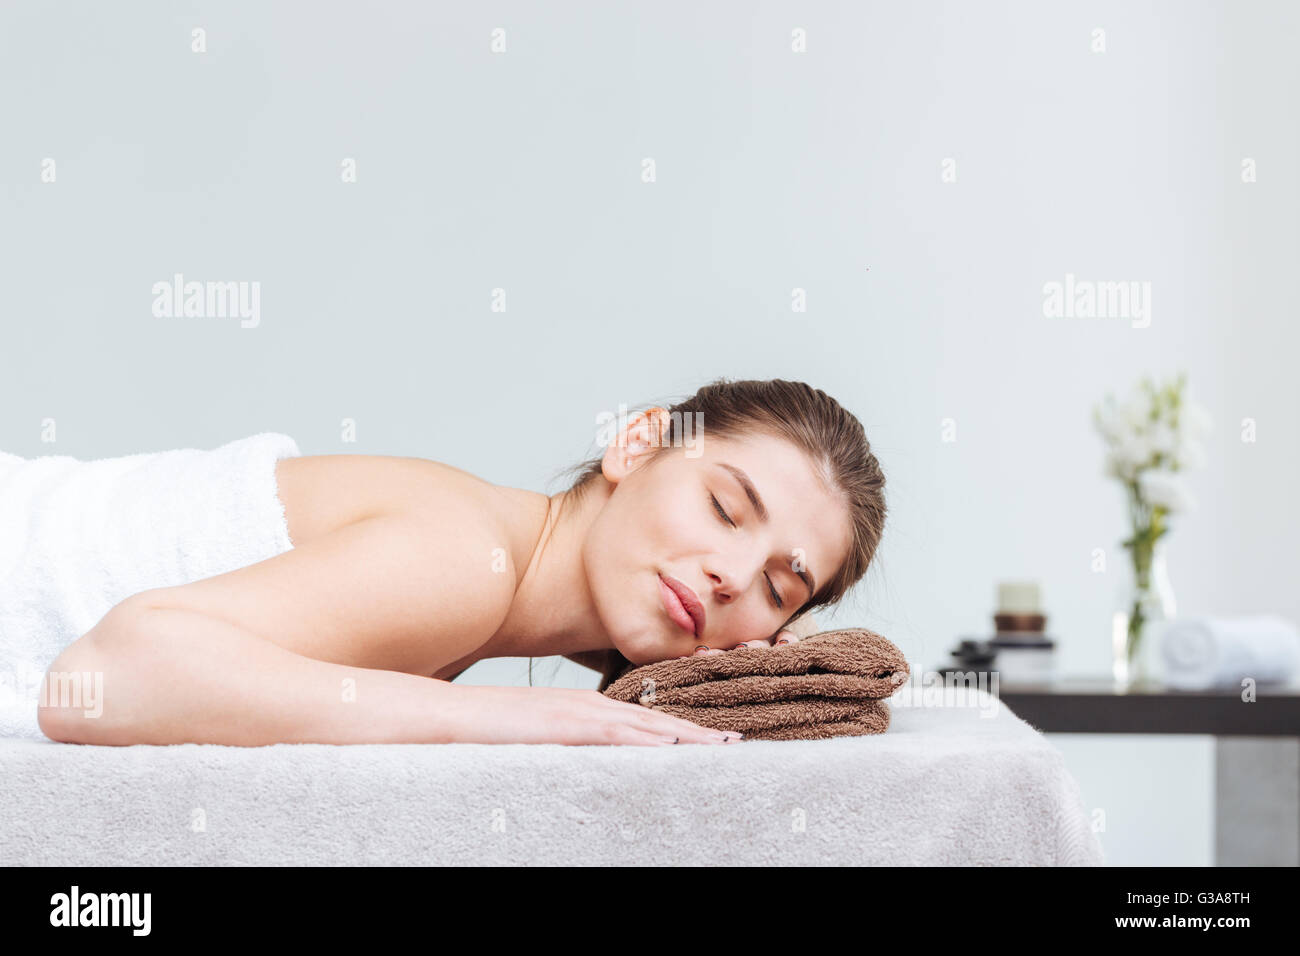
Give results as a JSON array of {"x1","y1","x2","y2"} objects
[{"x1": 0, "y1": 432, "x2": 302, "y2": 739}]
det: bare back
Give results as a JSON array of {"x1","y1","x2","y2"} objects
[
  {"x1": 145, "y1": 453, "x2": 550, "y2": 680},
  {"x1": 274, "y1": 454, "x2": 513, "y2": 549}
]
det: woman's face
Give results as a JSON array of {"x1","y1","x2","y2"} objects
[{"x1": 582, "y1": 416, "x2": 854, "y2": 666}]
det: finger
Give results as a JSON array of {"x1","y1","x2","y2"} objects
[
  {"x1": 604, "y1": 698, "x2": 735, "y2": 742},
  {"x1": 652, "y1": 713, "x2": 735, "y2": 743},
  {"x1": 576, "y1": 720, "x2": 680, "y2": 747},
  {"x1": 631, "y1": 706, "x2": 741, "y2": 742},
  {"x1": 640, "y1": 720, "x2": 730, "y2": 744},
  {"x1": 774, "y1": 629, "x2": 801, "y2": 646},
  {"x1": 731, "y1": 639, "x2": 772, "y2": 650},
  {"x1": 639, "y1": 712, "x2": 734, "y2": 743},
  {"x1": 602, "y1": 725, "x2": 680, "y2": 747}
]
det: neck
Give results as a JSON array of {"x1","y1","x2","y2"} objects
[{"x1": 484, "y1": 479, "x2": 616, "y2": 660}]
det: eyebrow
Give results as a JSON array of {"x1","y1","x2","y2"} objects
[{"x1": 716, "y1": 461, "x2": 817, "y2": 601}]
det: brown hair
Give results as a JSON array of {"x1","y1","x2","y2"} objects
[{"x1": 542, "y1": 378, "x2": 887, "y2": 691}]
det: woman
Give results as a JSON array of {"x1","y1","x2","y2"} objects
[{"x1": 37, "y1": 378, "x2": 887, "y2": 747}]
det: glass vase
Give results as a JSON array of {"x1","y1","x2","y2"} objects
[{"x1": 1111, "y1": 539, "x2": 1177, "y2": 688}]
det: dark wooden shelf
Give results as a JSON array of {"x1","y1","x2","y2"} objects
[{"x1": 993, "y1": 675, "x2": 1300, "y2": 735}]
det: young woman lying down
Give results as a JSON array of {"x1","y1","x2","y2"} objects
[{"x1": 36, "y1": 378, "x2": 886, "y2": 747}]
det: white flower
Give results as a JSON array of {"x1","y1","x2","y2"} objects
[
  {"x1": 1138, "y1": 468, "x2": 1196, "y2": 513},
  {"x1": 1168, "y1": 398, "x2": 1211, "y2": 470},
  {"x1": 1121, "y1": 388, "x2": 1154, "y2": 432},
  {"x1": 1180, "y1": 400, "x2": 1213, "y2": 441},
  {"x1": 1148, "y1": 420, "x2": 1179, "y2": 457},
  {"x1": 1171, "y1": 436, "x2": 1207, "y2": 471},
  {"x1": 1093, "y1": 396, "x2": 1127, "y2": 445},
  {"x1": 1112, "y1": 431, "x2": 1155, "y2": 476},
  {"x1": 1097, "y1": 379, "x2": 1209, "y2": 490}
]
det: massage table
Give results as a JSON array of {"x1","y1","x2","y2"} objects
[{"x1": 0, "y1": 683, "x2": 1103, "y2": 866}]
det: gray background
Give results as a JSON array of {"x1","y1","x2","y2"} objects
[{"x1": 3, "y1": 1, "x2": 1297, "y2": 865}]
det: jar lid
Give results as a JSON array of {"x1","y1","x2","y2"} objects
[
  {"x1": 988, "y1": 632, "x2": 1056, "y2": 648},
  {"x1": 996, "y1": 580, "x2": 1042, "y2": 614}
]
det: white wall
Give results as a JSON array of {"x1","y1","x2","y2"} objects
[{"x1": 3, "y1": 1, "x2": 1295, "y2": 866}]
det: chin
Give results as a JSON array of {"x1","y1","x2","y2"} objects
[
  {"x1": 611, "y1": 618, "x2": 685, "y2": 667},
  {"x1": 610, "y1": 632, "x2": 667, "y2": 667},
  {"x1": 600, "y1": 571, "x2": 693, "y2": 666}
]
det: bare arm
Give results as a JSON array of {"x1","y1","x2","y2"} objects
[
  {"x1": 40, "y1": 600, "x2": 730, "y2": 746},
  {"x1": 39, "y1": 513, "x2": 732, "y2": 746},
  {"x1": 39, "y1": 598, "x2": 471, "y2": 745}
]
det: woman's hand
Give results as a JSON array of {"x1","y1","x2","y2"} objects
[
  {"x1": 439, "y1": 684, "x2": 742, "y2": 746},
  {"x1": 691, "y1": 628, "x2": 801, "y2": 656}
]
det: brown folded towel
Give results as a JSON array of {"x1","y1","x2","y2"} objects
[{"x1": 601, "y1": 627, "x2": 910, "y2": 741}]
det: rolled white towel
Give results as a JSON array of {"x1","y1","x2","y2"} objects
[
  {"x1": 1161, "y1": 615, "x2": 1300, "y2": 690},
  {"x1": 0, "y1": 432, "x2": 302, "y2": 739}
]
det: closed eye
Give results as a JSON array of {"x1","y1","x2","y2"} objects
[
  {"x1": 709, "y1": 493, "x2": 784, "y2": 609},
  {"x1": 710, "y1": 493, "x2": 735, "y2": 527}
]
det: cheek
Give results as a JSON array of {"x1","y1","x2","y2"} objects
[
  {"x1": 656, "y1": 512, "x2": 700, "y2": 555},
  {"x1": 601, "y1": 489, "x2": 694, "y2": 569},
  {"x1": 588, "y1": 495, "x2": 643, "y2": 562},
  {"x1": 731, "y1": 606, "x2": 777, "y2": 642},
  {"x1": 583, "y1": 500, "x2": 662, "y2": 617},
  {"x1": 649, "y1": 487, "x2": 711, "y2": 553}
]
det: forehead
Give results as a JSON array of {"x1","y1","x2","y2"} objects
[
  {"x1": 690, "y1": 433, "x2": 852, "y2": 585},
  {"x1": 698, "y1": 432, "x2": 824, "y2": 492}
]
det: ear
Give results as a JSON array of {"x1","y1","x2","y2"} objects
[{"x1": 600, "y1": 406, "x2": 672, "y2": 484}]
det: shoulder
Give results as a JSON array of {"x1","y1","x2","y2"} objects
[
  {"x1": 390, "y1": 462, "x2": 549, "y2": 662},
  {"x1": 158, "y1": 454, "x2": 545, "y2": 675},
  {"x1": 277, "y1": 453, "x2": 534, "y2": 555},
  {"x1": 400, "y1": 463, "x2": 535, "y2": 611},
  {"x1": 278, "y1": 451, "x2": 547, "y2": 604}
]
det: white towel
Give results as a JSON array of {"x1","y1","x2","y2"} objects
[
  {"x1": 0, "y1": 685, "x2": 1104, "y2": 866},
  {"x1": 1161, "y1": 615, "x2": 1300, "y2": 690},
  {"x1": 0, "y1": 432, "x2": 302, "y2": 739}
]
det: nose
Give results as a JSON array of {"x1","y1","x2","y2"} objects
[
  {"x1": 705, "y1": 556, "x2": 764, "y2": 604},
  {"x1": 705, "y1": 568, "x2": 733, "y2": 603}
]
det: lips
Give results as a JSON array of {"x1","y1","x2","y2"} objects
[{"x1": 659, "y1": 573, "x2": 706, "y2": 639}]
